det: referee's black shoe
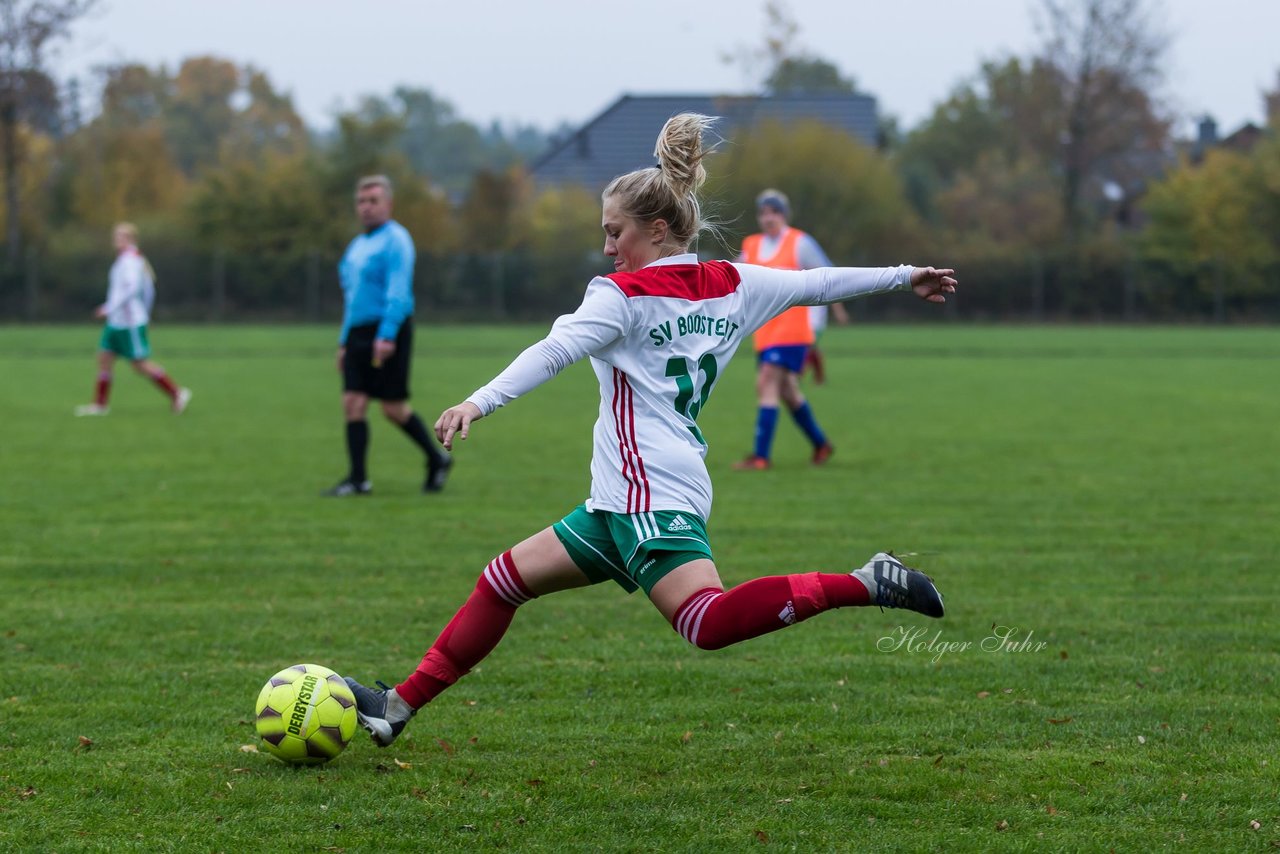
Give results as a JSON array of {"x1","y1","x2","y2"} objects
[
  {"x1": 322, "y1": 478, "x2": 372, "y2": 497},
  {"x1": 424, "y1": 455, "x2": 453, "y2": 493}
]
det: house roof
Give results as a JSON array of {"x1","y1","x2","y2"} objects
[{"x1": 531, "y1": 93, "x2": 879, "y2": 189}]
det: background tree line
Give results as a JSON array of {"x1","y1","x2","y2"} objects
[{"x1": 1, "y1": 0, "x2": 1278, "y2": 323}]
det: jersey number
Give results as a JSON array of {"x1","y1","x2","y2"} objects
[{"x1": 665, "y1": 354, "x2": 719, "y2": 445}]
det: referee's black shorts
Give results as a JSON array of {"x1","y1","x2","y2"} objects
[{"x1": 342, "y1": 321, "x2": 413, "y2": 401}]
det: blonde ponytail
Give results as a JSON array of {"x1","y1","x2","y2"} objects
[{"x1": 603, "y1": 112, "x2": 718, "y2": 252}]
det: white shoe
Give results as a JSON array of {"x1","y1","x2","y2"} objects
[
  {"x1": 173, "y1": 388, "x2": 192, "y2": 414},
  {"x1": 75, "y1": 404, "x2": 109, "y2": 416}
]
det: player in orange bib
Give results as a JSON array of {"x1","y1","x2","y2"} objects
[{"x1": 734, "y1": 189, "x2": 836, "y2": 469}]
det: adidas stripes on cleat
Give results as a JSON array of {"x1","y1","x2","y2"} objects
[
  {"x1": 852, "y1": 552, "x2": 945, "y2": 618},
  {"x1": 344, "y1": 676, "x2": 415, "y2": 747}
]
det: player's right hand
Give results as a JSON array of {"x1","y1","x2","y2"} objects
[
  {"x1": 435, "y1": 401, "x2": 483, "y2": 450},
  {"x1": 336, "y1": 346, "x2": 345, "y2": 373}
]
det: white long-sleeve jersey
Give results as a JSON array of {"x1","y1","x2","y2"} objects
[
  {"x1": 466, "y1": 254, "x2": 913, "y2": 520},
  {"x1": 101, "y1": 248, "x2": 155, "y2": 329}
]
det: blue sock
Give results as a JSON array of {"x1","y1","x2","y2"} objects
[
  {"x1": 789, "y1": 402, "x2": 828, "y2": 448},
  {"x1": 753, "y1": 406, "x2": 779, "y2": 459}
]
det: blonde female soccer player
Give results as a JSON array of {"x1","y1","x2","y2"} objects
[
  {"x1": 75, "y1": 223, "x2": 191, "y2": 417},
  {"x1": 344, "y1": 114, "x2": 957, "y2": 746}
]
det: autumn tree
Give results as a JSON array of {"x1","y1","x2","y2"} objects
[
  {"x1": 707, "y1": 120, "x2": 916, "y2": 262},
  {"x1": 1035, "y1": 0, "x2": 1171, "y2": 241},
  {"x1": 1142, "y1": 142, "x2": 1280, "y2": 309},
  {"x1": 0, "y1": 0, "x2": 97, "y2": 262},
  {"x1": 725, "y1": 1, "x2": 859, "y2": 95}
]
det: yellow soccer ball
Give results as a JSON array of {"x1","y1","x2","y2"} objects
[{"x1": 254, "y1": 663, "x2": 357, "y2": 765}]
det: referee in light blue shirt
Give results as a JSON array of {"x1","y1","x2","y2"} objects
[{"x1": 324, "y1": 174, "x2": 451, "y2": 497}]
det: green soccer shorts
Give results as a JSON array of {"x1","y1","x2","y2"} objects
[
  {"x1": 99, "y1": 325, "x2": 151, "y2": 360},
  {"x1": 552, "y1": 504, "x2": 714, "y2": 595}
]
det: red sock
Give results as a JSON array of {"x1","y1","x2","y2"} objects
[
  {"x1": 95, "y1": 372, "x2": 112, "y2": 406},
  {"x1": 149, "y1": 369, "x2": 179, "y2": 399},
  {"x1": 396, "y1": 550, "x2": 534, "y2": 708},
  {"x1": 672, "y1": 572, "x2": 869, "y2": 650}
]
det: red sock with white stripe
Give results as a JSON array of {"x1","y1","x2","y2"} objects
[
  {"x1": 672, "y1": 572, "x2": 870, "y2": 650},
  {"x1": 95, "y1": 372, "x2": 112, "y2": 406},
  {"x1": 147, "y1": 368, "x2": 179, "y2": 399},
  {"x1": 395, "y1": 550, "x2": 535, "y2": 709}
]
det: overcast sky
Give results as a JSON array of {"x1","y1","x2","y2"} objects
[{"x1": 58, "y1": 0, "x2": 1278, "y2": 137}]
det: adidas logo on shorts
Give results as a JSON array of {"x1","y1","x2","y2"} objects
[{"x1": 667, "y1": 514, "x2": 693, "y2": 532}]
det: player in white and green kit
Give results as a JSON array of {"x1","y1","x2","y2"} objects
[
  {"x1": 343, "y1": 114, "x2": 958, "y2": 747},
  {"x1": 75, "y1": 223, "x2": 191, "y2": 416}
]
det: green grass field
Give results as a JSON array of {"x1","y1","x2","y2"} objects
[{"x1": 2, "y1": 324, "x2": 1278, "y2": 852}]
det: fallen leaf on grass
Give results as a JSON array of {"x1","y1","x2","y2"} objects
[
  {"x1": 1250, "y1": 820, "x2": 1261, "y2": 831},
  {"x1": 1180, "y1": 793, "x2": 1188, "y2": 802},
  {"x1": 995, "y1": 820, "x2": 1009, "y2": 831},
  {"x1": 77, "y1": 736, "x2": 93, "y2": 749},
  {"x1": 393, "y1": 758, "x2": 411, "y2": 770},
  {"x1": 1059, "y1": 650, "x2": 1069, "y2": 660},
  {"x1": 525, "y1": 779, "x2": 543, "y2": 787},
  {"x1": 933, "y1": 754, "x2": 944, "y2": 767},
  {"x1": 1047, "y1": 717, "x2": 1073, "y2": 725},
  {"x1": 1137, "y1": 736, "x2": 1146, "y2": 744},
  {"x1": 753, "y1": 829, "x2": 769, "y2": 843},
  {"x1": 977, "y1": 691, "x2": 991, "y2": 699},
  {"x1": 19, "y1": 787, "x2": 36, "y2": 800},
  {"x1": 238, "y1": 744, "x2": 259, "y2": 753},
  {"x1": 1046, "y1": 806, "x2": 1057, "y2": 816},
  {"x1": 436, "y1": 739, "x2": 455, "y2": 756},
  {"x1": 681, "y1": 731, "x2": 692, "y2": 743}
]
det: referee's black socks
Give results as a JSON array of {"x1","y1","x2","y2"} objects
[
  {"x1": 346, "y1": 420, "x2": 370, "y2": 483},
  {"x1": 398, "y1": 412, "x2": 448, "y2": 466}
]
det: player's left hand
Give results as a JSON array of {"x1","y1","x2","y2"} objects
[
  {"x1": 910, "y1": 267, "x2": 958, "y2": 303},
  {"x1": 94, "y1": 305, "x2": 107, "y2": 319},
  {"x1": 435, "y1": 401, "x2": 483, "y2": 451},
  {"x1": 373, "y1": 338, "x2": 396, "y2": 366}
]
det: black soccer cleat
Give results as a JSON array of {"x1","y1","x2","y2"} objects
[
  {"x1": 852, "y1": 552, "x2": 945, "y2": 618},
  {"x1": 424, "y1": 455, "x2": 453, "y2": 493},
  {"x1": 322, "y1": 478, "x2": 372, "y2": 497},
  {"x1": 344, "y1": 676, "x2": 414, "y2": 747}
]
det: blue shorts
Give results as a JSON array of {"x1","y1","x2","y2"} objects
[{"x1": 758, "y1": 345, "x2": 809, "y2": 373}]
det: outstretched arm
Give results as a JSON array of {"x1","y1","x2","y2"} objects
[{"x1": 435, "y1": 278, "x2": 629, "y2": 449}]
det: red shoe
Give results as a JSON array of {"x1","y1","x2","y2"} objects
[
  {"x1": 733, "y1": 455, "x2": 771, "y2": 471},
  {"x1": 812, "y1": 443, "x2": 835, "y2": 465}
]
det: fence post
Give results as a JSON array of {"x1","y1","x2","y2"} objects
[
  {"x1": 491, "y1": 251, "x2": 506, "y2": 319},
  {"x1": 211, "y1": 248, "x2": 226, "y2": 322},
  {"x1": 306, "y1": 248, "x2": 321, "y2": 321},
  {"x1": 24, "y1": 245, "x2": 37, "y2": 321},
  {"x1": 1213, "y1": 257, "x2": 1225, "y2": 323},
  {"x1": 1123, "y1": 248, "x2": 1137, "y2": 321},
  {"x1": 1030, "y1": 252, "x2": 1045, "y2": 321}
]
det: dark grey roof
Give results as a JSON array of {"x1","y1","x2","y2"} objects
[{"x1": 531, "y1": 93, "x2": 879, "y2": 189}]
